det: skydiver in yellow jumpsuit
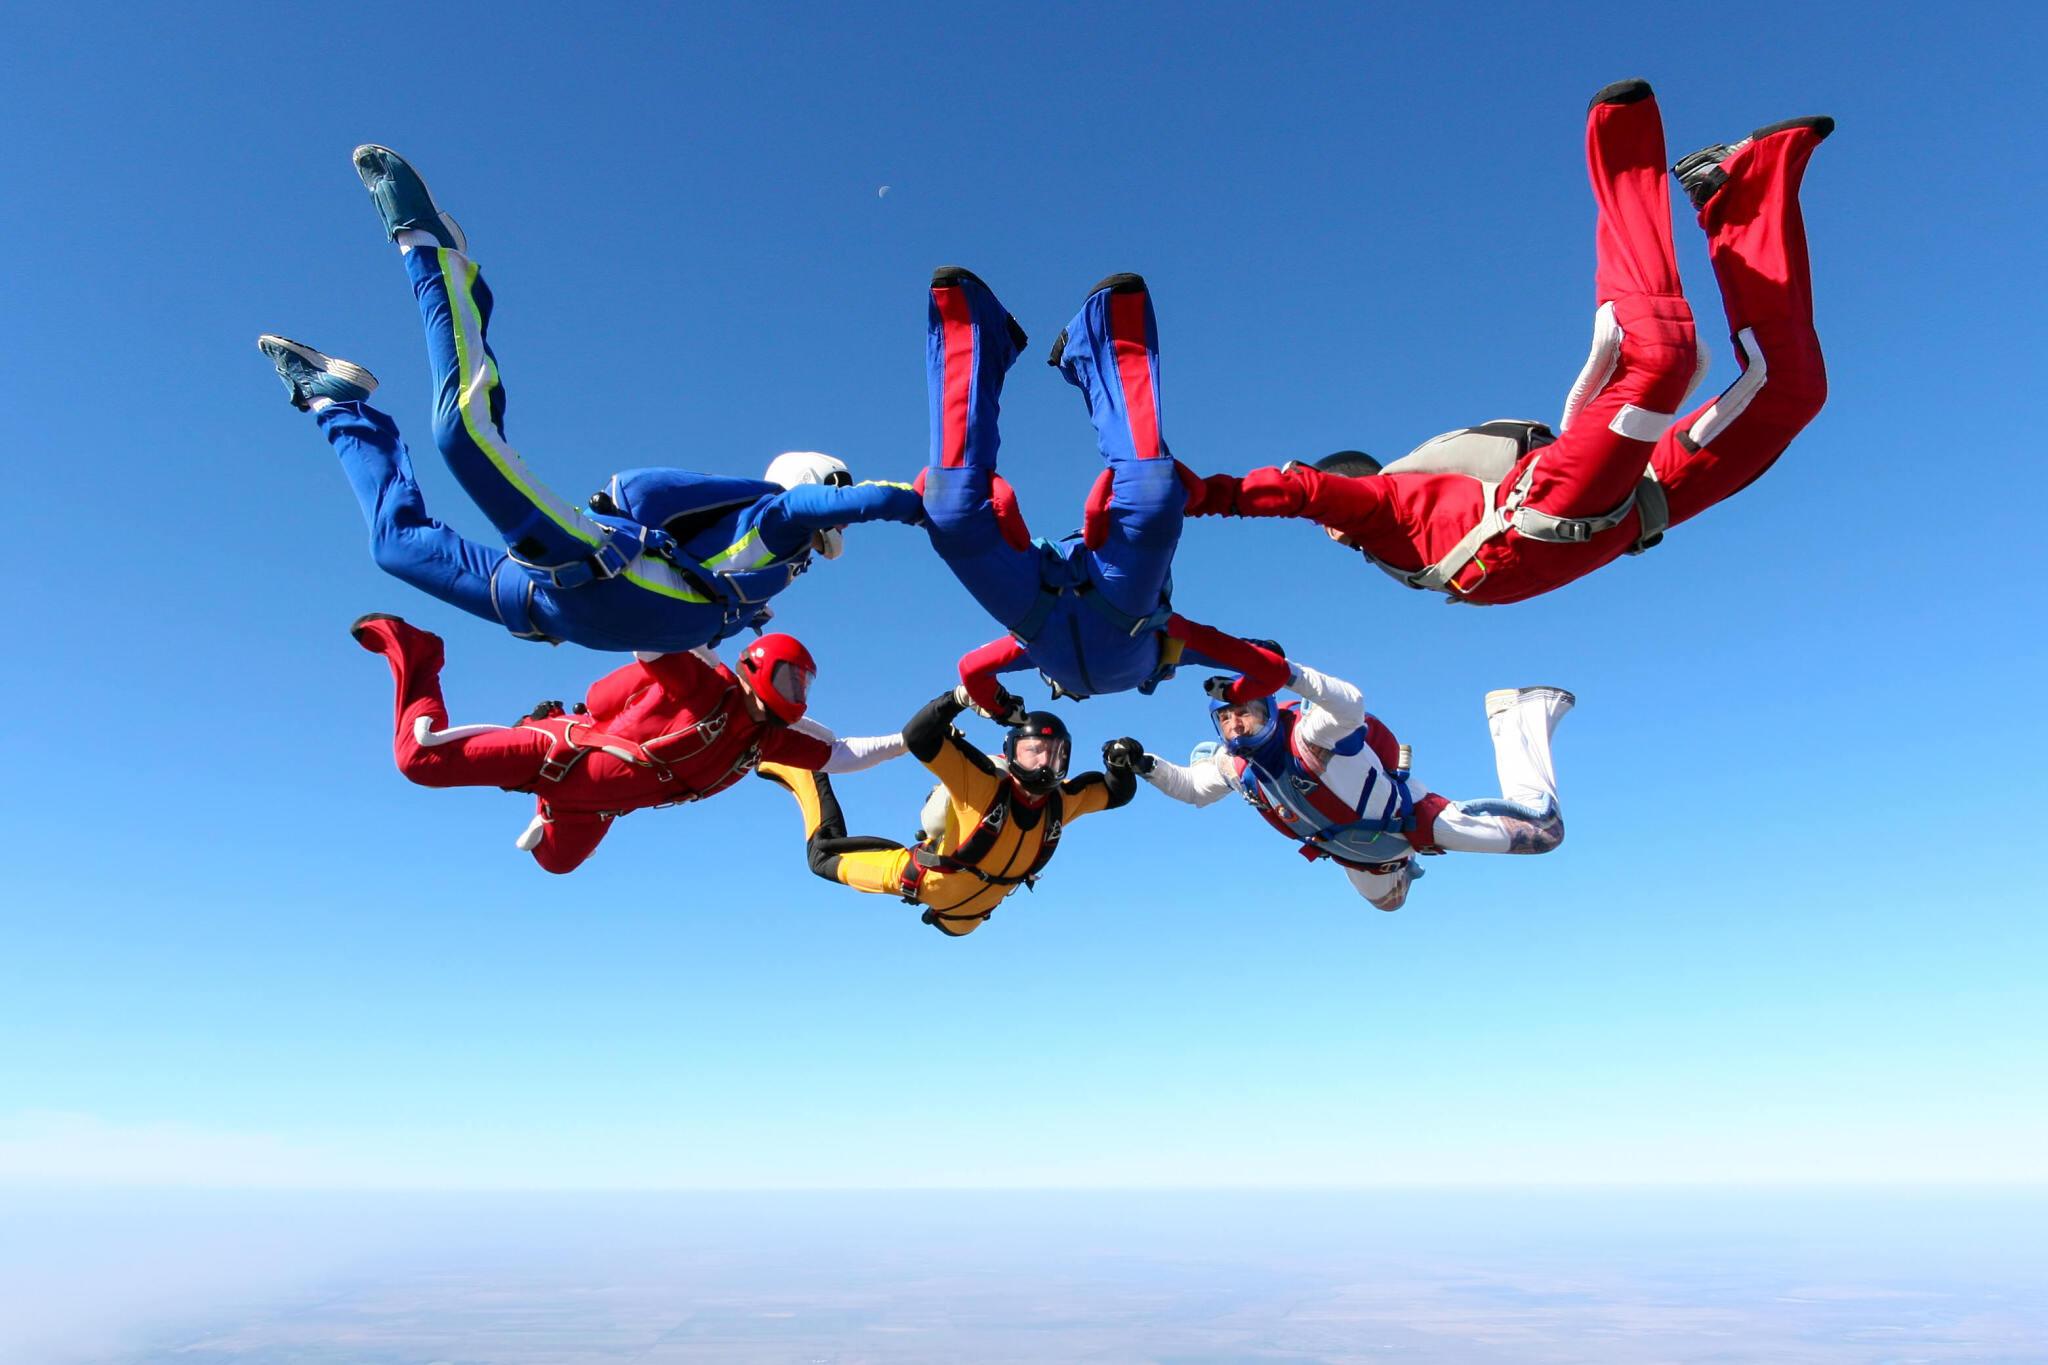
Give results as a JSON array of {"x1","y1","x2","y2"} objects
[{"x1": 758, "y1": 689, "x2": 1134, "y2": 935}]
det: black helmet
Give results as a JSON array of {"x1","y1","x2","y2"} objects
[
  {"x1": 1314, "y1": 449, "x2": 1382, "y2": 478},
  {"x1": 1003, "y1": 711, "x2": 1071, "y2": 794}
]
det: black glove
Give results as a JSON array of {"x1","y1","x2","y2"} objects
[
  {"x1": 1102, "y1": 737, "x2": 1153, "y2": 774},
  {"x1": 991, "y1": 688, "x2": 1030, "y2": 727},
  {"x1": 527, "y1": 699, "x2": 566, "y2": 720},
  {"x1": 1202, "y1": 675, "x2": 1239, "y2": 703}
]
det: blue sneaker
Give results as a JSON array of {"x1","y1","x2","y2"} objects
[
  {"x1": 257, "y1": 335, "x2": 378, "y2": 411},
  {"x1": 351, "y1": 144, "x2": 467, "y2": 251}
]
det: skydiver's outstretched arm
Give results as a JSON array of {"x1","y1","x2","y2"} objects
[
  {"x1": 1164, "y1": 617, "x2": 1291, "y2": 701},
  {"x1": 902, "y1": 690, "x2": 1006, "y2": 819},
  {"x1": 1283, "y1": 661, "x2": 1375, "y2": 751},
  {"x1": 1137, "y1": 753, "x2": 1235, "y2": 807},
  {"x1": 786, "y1": 716, "x2": 909, "y2": 774},
  {"x1": 1059, "y1": 764, "x2": 1135, "y2": 821},
  {"x1": 747, "y1": 481, "x2": 928, "y2": 558},
  {"x1": 956, "y1": 635, "x2": 1033, "y2": 715}
]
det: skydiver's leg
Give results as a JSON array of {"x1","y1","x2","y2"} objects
[
  {"x1": 1655, "y1": 118, "x2": 1832, "y2": 523},
  {"x1": 756, "y1": 764, "x2": 909, "y2": 891},
  {"x1": 1052, "y1": 274, "x2": 1184, "y2": 618},
  {"x1": 1427, "y1": 687, "x2": 1573, "y2": 855},
  {"x1": 922, "y1": 268, "x2": 1044, "y2": 628},
  {"x1": 1342, "y1": 862, "x2": 1417, "y2": 911},
  {"x1": 350, "y1": 614, "x2": 553, "y2": 789},
  {"x1": 1519, "y1": 82, "x2": 1700, "y2": 521},
  {"x1": 317, "y1": 401, "x2": 547, "y2": 635},
  {"x1": 528, "y1": 818, "x2": 611, "y2": 875},
  {"x1": 399, "y1": 244, "x2": 613, "y2": 578}
]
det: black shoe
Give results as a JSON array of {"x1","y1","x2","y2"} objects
[
  {"x1": 1048, "y1": 274, "x2": 1149, "y2": 367},
  {"x1": 1674, "y1": 117, "x2": 1835, "y2": 210},
  {"x1": 348, "y1": 611, "x2": 406, "y2": 645},
  {"x1": 1588, "y1": 77, "x2": 1653, "y2": 109},
  {"x1": 1752, "y1": 114, "x2": 1836, "y2": 143},
  {"x1": 1086, "y1": 271, "x2": 1146, "y2": 296},
  {"x1": 931, "y1": 266, "x2": 1028, "y2": 353}
]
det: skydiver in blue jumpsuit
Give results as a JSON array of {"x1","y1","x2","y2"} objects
[
  {"x1": 919, "y1": 268, "x2": 1274, "y2": 712},
  {"x1": 259, "y1": 146, "x2": 924, "y2": 654}
]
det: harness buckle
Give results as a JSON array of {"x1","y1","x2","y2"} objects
[{"x1": 537, "y1": 755, "x2": 576, "y2": 783}]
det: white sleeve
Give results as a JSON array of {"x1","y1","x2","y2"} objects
[
  {"x1": 1141, "y1": 754, "x2": 1236, "y2": 807},
  {"x1": 791, "y1": 715, "x2": 907, "y2": 774},
  {"x1": 1289, "y1": 662, "x2": 1369, "y2": 750},
  {"x1": 818, "y1": 733, "x2": 907, "y2": 774}
]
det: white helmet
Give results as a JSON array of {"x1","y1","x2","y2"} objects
[{"x1": 764, "y1": 451, "x2": 853, "y2": 558}]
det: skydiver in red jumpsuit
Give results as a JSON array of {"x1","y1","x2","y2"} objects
[
  {"x1": 1192, "y1": 79, "x2": 1832, "y2": 605},
  {"x1": 351, "y1": 615, "x2": 904, "y2": 873}
]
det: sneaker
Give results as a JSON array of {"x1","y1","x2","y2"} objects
[
  {"x1": 258, "y1": 335, "x2": 377, "y2": 410},
  {"x1": 1484, "y1": 685, "x2": 1576, "y2": 719},
  {"x1": 351, "y1": 144, "x2": 467, "y2": 251}
]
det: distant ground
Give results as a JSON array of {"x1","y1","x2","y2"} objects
[{"x1": 8, "y1": 1189, "x2": 2045, "y2": 1363}]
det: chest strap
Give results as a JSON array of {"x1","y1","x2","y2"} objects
[
  {"x1": 896, "y1": 787, "x2": 1063, "y2": 901},
  {"x1": 1388, "y1": 459, "x2": 1668, "y2": 599},
  {"x1": 520, "y1": 695, "x2": 752, "y2": 794}
]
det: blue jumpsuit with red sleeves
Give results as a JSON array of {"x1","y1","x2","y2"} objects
[
  {"x1": 920, "y1": 272, "x2": 1271, "y2": 702},
  {"x1": 313, "y1": 244, "x2": 925, "y2": 653}
]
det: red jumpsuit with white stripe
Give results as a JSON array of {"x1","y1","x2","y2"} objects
[
  {"x1": 355, "y1": 617, "x2": 844, "y2": 873},
  {"x1": 1202, "y1": 86, "x2": 1829, "y2": 604}
]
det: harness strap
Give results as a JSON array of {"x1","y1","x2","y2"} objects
[
  {"x1": 1237, "y1": 724, "x2": 1419, "y2": 865},
  {"x1": 1074, "y1": 578, "x2": 1175, "y2": 638},
  {"x1": 1629, "y1": 467, "x2": 1669, "y2": 554},
  {"x1": 898, "y1": 785, "x2": 1062, "y2": 900},
  {"x1": 520, "y1": 704, "x2": 750, "y2": 792},
  {"x1": 1399, "y1": 479, "x2": 1507, "y2": 594},
  {"x1": 1395, "y1": 457, "x2": 1669, "y2": 598},
  {"x1": 1009, "y1": 542, "x2": 1174, "y2": 644}
]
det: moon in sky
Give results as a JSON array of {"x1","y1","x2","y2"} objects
[{"x1": 877, "y1": 185, "x2": 891, "y2": 198}]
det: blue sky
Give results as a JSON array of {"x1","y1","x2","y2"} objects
[{"x1": 1, "y1": 1, "x2": 2041, "y2": 1190}]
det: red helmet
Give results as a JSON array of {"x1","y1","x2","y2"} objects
[{"x1": 735, "y1": 633, "x2": 817, "y2": 725}]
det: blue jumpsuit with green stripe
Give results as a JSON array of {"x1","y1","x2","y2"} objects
[{"x1": 316, "y1": 247, "x2": 923, "y2": 653}]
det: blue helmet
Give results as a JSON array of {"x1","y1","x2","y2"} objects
[{"x1": 1209, "y1": 693, "x2": 1287, "y2": 770}]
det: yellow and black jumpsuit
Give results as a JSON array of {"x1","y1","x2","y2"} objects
[{"x1": 758, "y1": 691, "x2": 1133, "y2": 935}]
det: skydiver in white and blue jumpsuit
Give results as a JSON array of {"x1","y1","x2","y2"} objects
[
  {"x1": 1106, "y1": 662, "x2": 1574, "y2": 910},
  {"x1": 260, "y1": 147, "x2": 924, "y2": 653}
]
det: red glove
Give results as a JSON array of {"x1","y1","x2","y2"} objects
[{"x1": 1236, "y1": 466, "x2": 1308, "y2": 517}]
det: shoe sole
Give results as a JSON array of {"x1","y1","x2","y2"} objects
[
  {"x1": 1086, "y1": 272, "x2": 1146, "y2": 296},
  {"x1": 1589, "y1": 77, "x2": 1653, "y2": 109},
  {"x1": 258, "y1": 335, "x2": 378, "y2": 392},
  {"x1": 349, "y1": 611, "x2": 407, "y2": 647},
  {"x1": 352, "y1": 144, "x2": 468, "y2": 252},
  {"x1": 1752, "y1": 115, "x2": 1834, "y2": 142},
  {"x1": 930, "y1": 267, "x2": 1030, "y2": 354}
]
